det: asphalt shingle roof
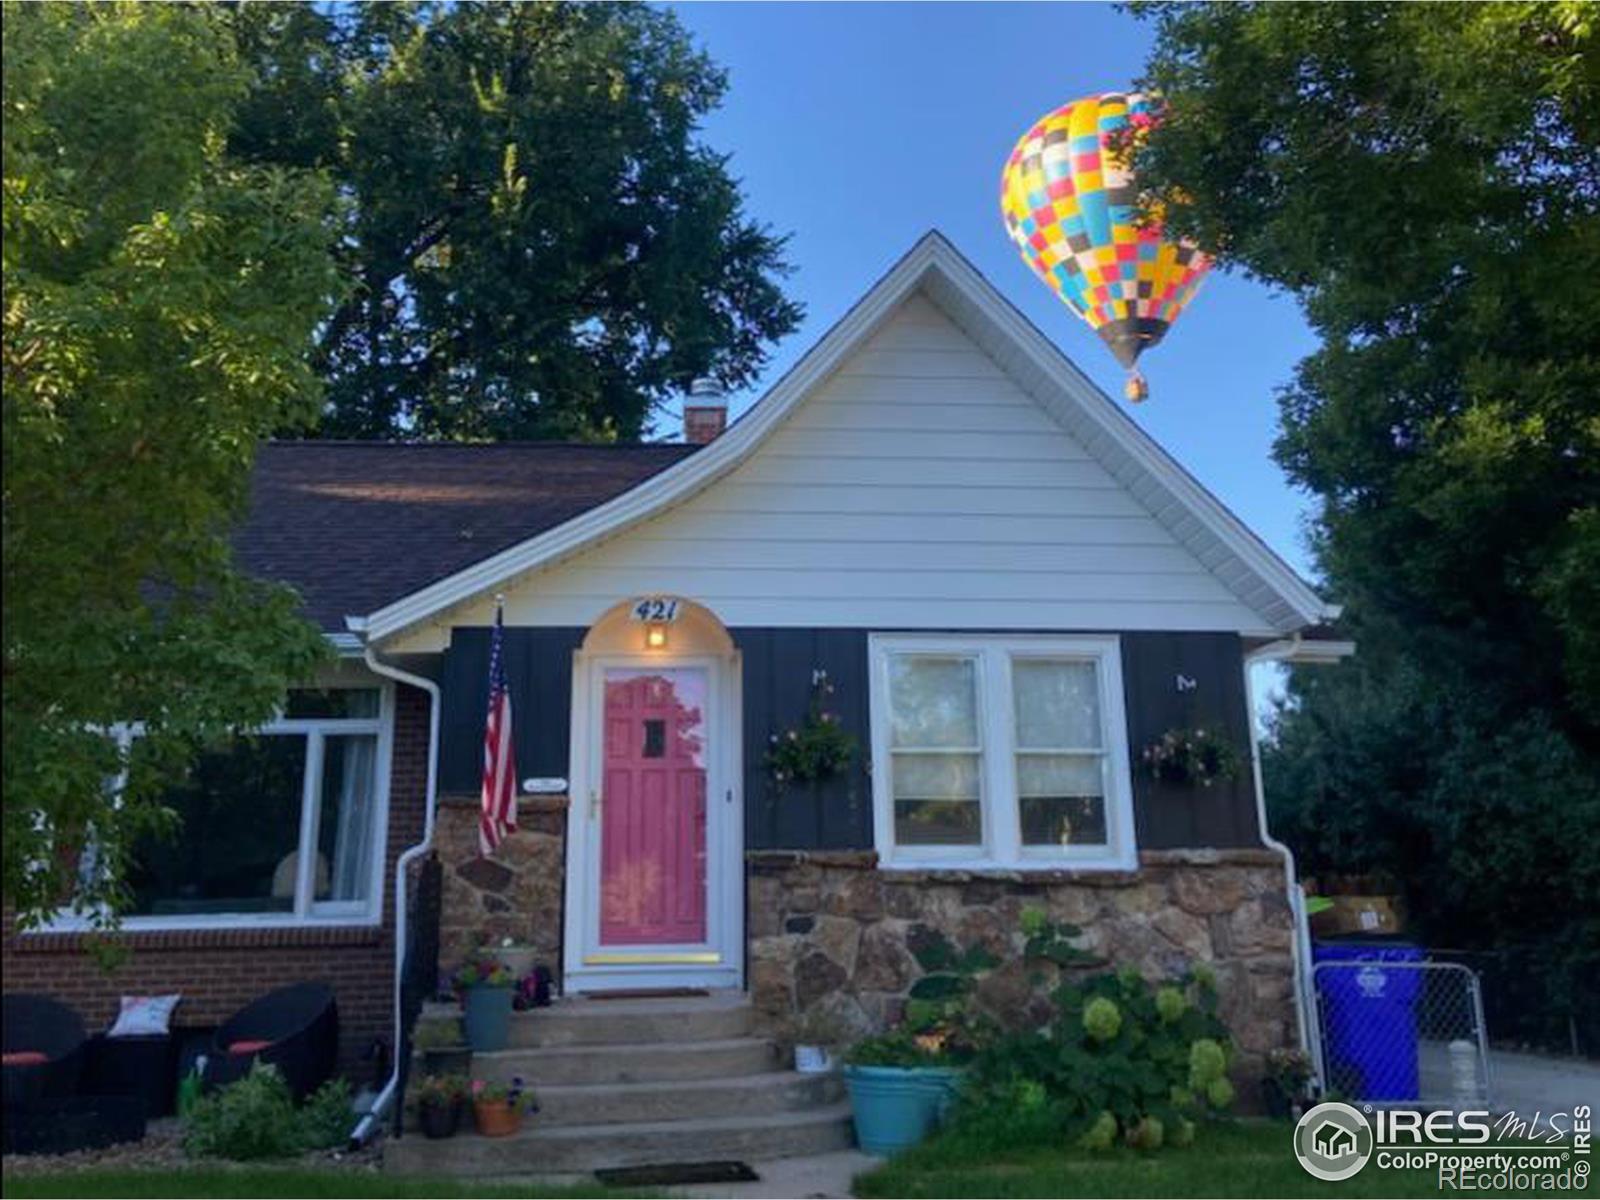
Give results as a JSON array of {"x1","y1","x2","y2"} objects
[{"x1": 233, "y1": 441, "x2": 699, "y2": 630}]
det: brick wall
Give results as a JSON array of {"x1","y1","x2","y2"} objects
[{"x1": 2, "y1": 683, "x2": 431, "y2": 1081}]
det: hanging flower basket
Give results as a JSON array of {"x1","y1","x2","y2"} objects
[
  {"x1": 767, "y1": 669, "x2": 858, "y2": 789},
  {"x1": 1141, "y1": 726, "x2": 1243, "y2": 789}
]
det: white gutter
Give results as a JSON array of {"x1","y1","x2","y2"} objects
[
  {"x1": 1242, "y1": 633, "x2": 1323, "y2": 1089},
  {"x1": 350, "y1": 639, "x2": 441, "y2": 1146}
]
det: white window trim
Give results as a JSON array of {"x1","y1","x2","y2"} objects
[
  {"x1": 36, "y1": 682, "x2": 395, "y2": 934},
  {"x1": 868, "y1": 633, "x2": 1136, "y2": 872}
]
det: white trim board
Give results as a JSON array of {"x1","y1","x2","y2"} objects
[{"x1": 362, "y1": 232, "x2": 1334, "y2": 645}]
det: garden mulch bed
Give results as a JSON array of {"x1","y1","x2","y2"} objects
[{"x1": 1, "y1": 1119, "x2": 384, "y2": 1178}]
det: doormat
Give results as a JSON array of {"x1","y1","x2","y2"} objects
[
  {"x1": 583, "y1": 988, "x2": 709, "y2": 1000},
  {"x1": 595, "y1": 1161, "x2": 759, "y2": 1187}
]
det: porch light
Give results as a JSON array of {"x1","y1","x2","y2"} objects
[{"x1": 645, "y1": 622, "x2": 668, "y2": 650}]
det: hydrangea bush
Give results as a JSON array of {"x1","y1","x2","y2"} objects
[{"x1": 951, "y1": 914, "x2": 1236, "y2": 1152}]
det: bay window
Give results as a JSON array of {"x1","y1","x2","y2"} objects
[{"x1": 869, "y1": 635, "x2": 1134, "y2": 869}]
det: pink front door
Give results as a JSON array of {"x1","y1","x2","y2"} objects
[{"x1": 599, "y1": 668, "x2": 708, "y2": 946}]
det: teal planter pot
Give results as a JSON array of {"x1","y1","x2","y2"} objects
[
  {"x1": 462, "y1": 986, "x2": 513, "y2": 1052},
  {"x1": 843, "y1": 1064, "x2": 963, "y2": 1156}
]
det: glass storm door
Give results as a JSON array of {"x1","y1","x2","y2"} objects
[{"x1": 599, "y1": 668, "x2": 709, "y2": 946}]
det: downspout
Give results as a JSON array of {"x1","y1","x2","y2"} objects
[
  {"x1": 350, "y1": 640, "x2": 440, "y2": 1146},
  {"x1": 1241, "y1": 633, "x2": 1322, "y2": 1087}
]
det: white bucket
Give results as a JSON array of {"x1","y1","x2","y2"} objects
[{"x1": 794, "y1": 1044, "x2": 834, "y2": 1074}]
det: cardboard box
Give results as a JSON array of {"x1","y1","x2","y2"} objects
[{"x1": 1309, "y1": 894, "x2": 1406, "y2": 937}]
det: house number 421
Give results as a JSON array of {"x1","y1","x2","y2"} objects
[{"x1": 631, "y1": 596, "x2": 680, "y2": 623}]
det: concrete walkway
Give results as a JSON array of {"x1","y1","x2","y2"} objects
[
  {"x1": 676, "y1": 1150, "x2": 882, "y2": 1199},
  {"x1": 1489, "y1": 1049, "x2": 1600, "y2": 1115}
]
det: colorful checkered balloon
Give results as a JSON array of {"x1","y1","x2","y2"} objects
[{"x1": 1000, "y1": 92, "x2": 1212, "y2": 401}]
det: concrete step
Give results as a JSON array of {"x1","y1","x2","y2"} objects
[
  {"x1": 507, "y1": 994, "x2": 754, "y2": 1048},
  {"x1": 469, "y1": 1036, "x2": 781, "y2": 1086},
  {"x1": 386, "y1": 1102, "x2": 856, "y2": 1175},
  {"x1": 534, "y1": 1070, "x2": 844, "y2": 1128}
]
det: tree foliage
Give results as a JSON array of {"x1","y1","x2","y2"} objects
[
  {"x1": 223, "y1": 1, "x2": 802, "y2": 441},
  {"x1": 1264, "y1": 666, "x2": 1600, "y2": 1049},
  {"x1": 2, "y1": 2, "x2": 340, "y2": 926},
  {"x1": 1134, "y1": 1, "x2": 1600, "y2": 1045}
]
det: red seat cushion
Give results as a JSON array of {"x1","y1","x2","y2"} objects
[
  {"x1": 2, "y1": 1051, "x2": 49, "y2": 1066},
  {"x1": 227, "y1": 1039, "x2": 274, "y2": 1057}
]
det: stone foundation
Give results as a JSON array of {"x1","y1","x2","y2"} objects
[
  {"x1": 433, "y1": 795, "x2": 567, "y2": 976},
  {"x1": 746, "y1": 847, "x2": 1297, "y2": 1086}
]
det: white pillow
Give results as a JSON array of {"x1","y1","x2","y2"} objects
[{"x1": 108, "y1": 993, "x2": 181, "y2": 1038}]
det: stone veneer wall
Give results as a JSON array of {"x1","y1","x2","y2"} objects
[
  {"x1": 747, "y1": 847, "x2": 1297, "y2": 1090},
  {"x1": 433, "y1": 796, "x2": 567, "y2": 976}
]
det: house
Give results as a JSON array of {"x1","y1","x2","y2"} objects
[
  {"x1": 3, "y1": 233, "x2": 1347, "y2": 1145},
  {"x1": 1313, "y1": 1120, "x2": 1358, "y2": 1159}
]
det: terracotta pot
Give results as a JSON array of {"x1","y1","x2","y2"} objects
[{"x1": 473, "y1": 1098, "x2": 522, "y2": 1137}]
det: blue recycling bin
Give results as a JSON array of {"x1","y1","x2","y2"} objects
[{"x1": 1314, "y1": 941, "x2": 1425, "y2": 1101}]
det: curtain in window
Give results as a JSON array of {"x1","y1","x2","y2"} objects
[{"x1": 321, "y1": 734, "x2": 377, "y2": 903}]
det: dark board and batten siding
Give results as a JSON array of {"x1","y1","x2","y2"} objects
[
  {"x1": 736, "y1": 629, "x2": 874, "y2": 850},
  {"x1": 1120, "y1": 632, "x2": 1259, "y2": 849},
  {"x1": 437, "y1": 627, "x2": 1260, "y2": 849},
  {"x1": 438, "y1": 627, "x2": 586, "y2": 795}
]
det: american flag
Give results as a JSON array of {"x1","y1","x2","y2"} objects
[{"x1": 478, "y1": 604, "x2": 518, "y2": 856}]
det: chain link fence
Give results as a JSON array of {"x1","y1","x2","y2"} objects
[{"x1": 1310, "y1": 960, "x2": 1492, "y2": 1109}]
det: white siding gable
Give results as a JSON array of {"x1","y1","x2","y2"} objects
[{"x1": 438, "y1": 292, "x2": 1271, "y2": 635}]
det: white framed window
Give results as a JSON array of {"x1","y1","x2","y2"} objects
[
  {"x1": 44, "y1": 682, "x2": 394, "y2": 932},
  {"x1": 868, "y1": 634, "x2": 1135, "y2": 871}
]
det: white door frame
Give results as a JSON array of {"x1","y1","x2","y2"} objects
[{"x1": 562, "y1": 649, "x2": 744, "y2": 993}]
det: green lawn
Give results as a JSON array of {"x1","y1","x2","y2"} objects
[
  {"x1": 0, "y1": 1168, "x2": 634, "y2": 1199},
  {"x1": 853, "y1": 1120, "x2": 1536, "y2": 1199}
]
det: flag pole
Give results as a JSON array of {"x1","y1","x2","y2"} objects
[{"x1": 479, "y1": 591, "x2": 518, "y2": 858}]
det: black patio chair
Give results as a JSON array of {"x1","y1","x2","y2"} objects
[
  {"x1": 203, "y1": 981, "x2": 338, "y2": 1101},
  {"x1": 2, "y1": 994, "x2": 87, "y2": 1107}
]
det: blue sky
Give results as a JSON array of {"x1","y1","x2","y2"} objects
[{"x1": 665, "y1": 1, "x2": 1322, "y2": 581}]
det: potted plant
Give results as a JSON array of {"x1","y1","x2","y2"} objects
[
  {"x1": 1263, "y1": 1047, "x2": 1313, "y2": 1119},
  {"x1": 491, "y1": 936, "x2": 539, "y2": 982},
  {"x1": 842, "y1": 929, "x2": 997, "y2": 1155},
  {"x1": 454, "y1": 957, "x2": 515, "y2": 1052},
  {"x1": 471, "y1": 1076, "x2": 536, "y2": 1137},
  {"x1": 411, "y1": 1073, "x2": 468, "y2": 1139},
  {"x1": 413, "y1": 1017, "x2": 472, "y2": 1077},
  {"x1": 788, "y1": 1007, "x2": 848, "y2": 1075},
  {"x1": 1140, "y1": 726, "x2": 1242, "y2": 789},
  {"x1": 843, "y1": 1029, "x2": 969, "y2": 1155},
  {"x1": 766, "y1": 669, "x2": 858, "y2": 792}
]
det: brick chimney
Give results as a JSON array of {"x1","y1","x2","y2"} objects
[{"x1": 683, "y1": 378, "x2": 728, "y2": 445}]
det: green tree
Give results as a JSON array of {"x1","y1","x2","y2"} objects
[
  {"x1": 1133, "y1": 2, "x2": 1600, "y2": 1045},
  {"x1": 223, "y1": 1, "x2": 802, "y2": 441},
  {"x1": 2, "y1": 3, "x2": 342, "y2": 927}
]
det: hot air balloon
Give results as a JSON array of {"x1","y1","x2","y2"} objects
[{"x1": 1000, "y1": 92, "x2": 1211, "y2": 402}]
